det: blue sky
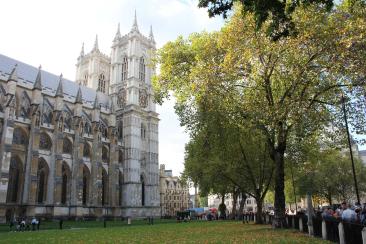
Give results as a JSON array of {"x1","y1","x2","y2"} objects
[{"x1": 0, "y1": 0, "x2": 224, "y2": 176}]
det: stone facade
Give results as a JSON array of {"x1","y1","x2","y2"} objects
[
  {"x1": 0, "y1": 15, "x2": 160, "y2": 223},
  {"x1": 159, "y1": 165, "x2": 189, "y2": 217}
]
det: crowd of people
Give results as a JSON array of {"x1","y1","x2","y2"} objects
[
  {"x1": 321, "y1": 202, "x2": 366, "y2": 225},
  {"x1": 9, "y1": 217, "x2": 41, "y2": 232}
]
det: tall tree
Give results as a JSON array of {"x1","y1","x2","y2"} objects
[{"x1": 154, "y1": 2, "x2": 366, "y2": 227}]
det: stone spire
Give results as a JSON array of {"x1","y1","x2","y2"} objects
[
  {"x1": 7, "y1": 64, "x2": 18, "y2": 82},
  {"x1": 75, "y1": 86, "x2": 83, "y2": 104},
  {"x1": 131, "y1": 10, "x2": 139, "y2": 32},
  {"x1": 55, "y1": 74, "x2": 64, "y2": 97},
  {"x1": 114, "y1": 23, "x2": 121, "y2": 41},
  {"x1": 80, "y1": 42, "x2": 85, "y2": 57},
  {"x1": 93, "y1": 93, "x2": 100, "y2": 109},
  {"x1": 92, "y1": 35, "x2": 99, "y2": 52},
  {"x1": 33, "y1": 65, "x2": 42, "y2": 90},
  {"x1": 149, "y1": 25, "x2": 155, "y2": 42}
]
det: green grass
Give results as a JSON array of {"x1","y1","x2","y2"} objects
[{"x1": 0, "y1": 221, "x2": 329, "y2": 243}]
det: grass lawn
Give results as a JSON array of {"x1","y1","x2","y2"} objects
[{"x1": 0, "y1": 221, "x2": 329, "y2": 243}]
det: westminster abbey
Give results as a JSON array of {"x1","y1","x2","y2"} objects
[{"x1": 0, "y1": 14, "x2": 160, "y2": 222}]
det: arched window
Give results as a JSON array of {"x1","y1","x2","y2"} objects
[
  {"x1": 118, "y1": 150, "x2": 123, "y2": 165},
  {"x1": 12, "y1": 127, "x2": 28, "y2": 145},
  {"x1": 63, "y1": 111, "x2": 72, "y2": 131},
  {"x1": 102, "y1": 169, "x2": 108, "y2": 206},
  {"x1": 37, "y1": 158, "x2": 49, "y2": 204},
  {"x1": 19, "y1": 92, "x2": 31, "y2": 119},
  {"x1": 83, "y1": 143, "x2": 91, "y2": 158},
  {"x1": 140, "y1": 123, "x2": 146, "y2": 139},
  {"x1": 6, "y1": 157, "x2": 23, "y2": 203},
  {"x1": 39, "y1": 132, "x2": 52, "y2": 150},
  {"x1": 83, "y1": 74, "x2": 88, "y2": 86},
  {"x1": 42, "y1": 99, "x2": 53, "y2": 125},
  {"x1": 117, "y1": 121, "x2": 123, "y2": 141},
  {"x1": 102, "y1": 146, "x2": 109, "y2": 163},
  {"x1": 139, "y1": 57, "x2": 145, "y2": 82},
  {"x1": 82, "y1": 164, "x2": 90, "y2": 205},
  {"x1": 141, "y1": 175, "x2": 145, "y2": 206},
  {"x1": 84, "y1": 121, "x2": 91, "y2": 135},
  {"x1": 121, "y1": 56, "x2": 128, "y2": 81},
  {"x1": 61, "y1": 162, "x2": 70, "y2": 205},
  {"x1": 63, "y1": 137, "x2": 72, "y2": 154},
  {"x1": 98, "y1": 74, "x2": 106, "y2": 93}
]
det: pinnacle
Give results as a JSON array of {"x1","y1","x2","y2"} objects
[
  {"x1": 131, "y1": 10, "x2": 139, "y2": 32},
  {"x1": 8, "y1": 64, "x2": 18, "y2": 82},
  {"x1": 34, "y1": 65, "x2": 42, "y2": 90},
  {"x1": 75, "y1": 86, "x2": 83, "y2": 104},
  {"x1": 56, "y1": 74, "x2": 64, "y2": 97}
]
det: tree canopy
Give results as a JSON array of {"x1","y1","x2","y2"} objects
[{"x1": 154, "y1": 2, "x2": 366, "y2": 227}]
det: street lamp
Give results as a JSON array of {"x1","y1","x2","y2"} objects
[{"x1": 341, "y1": 94, "x2": 360, "y2": 204}]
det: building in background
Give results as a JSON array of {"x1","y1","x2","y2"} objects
[
  {"x1": 159, "y1": 165, "x2": 190, "y2": 217},
  {"x1": 0, "y1": 14, "x2": 160, "y2": 223}
]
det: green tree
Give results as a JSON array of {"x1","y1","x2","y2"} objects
[{"x1": 154, "y1": 2, "x2": 366, "y2": 227}]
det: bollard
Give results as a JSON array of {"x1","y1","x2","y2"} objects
[
  {"x1": 299, "y1": 217, "x2": 303, "y2": 232},
  {"x1": 338, "y1": 222, "x2": 345, "y2": 244},
  {"x1": 362, "y1": 227, "x2": 366, "y2": 244},
  {"x1": 128, "y1": 217, "x2": 131, "y2": 225},
  {"x1": 321, "y1": 220, "x2": 327, "y2": 240}
]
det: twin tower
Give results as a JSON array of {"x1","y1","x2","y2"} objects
[{"x1": 74, "y1": 13, "x2": 160, "y2": 217}]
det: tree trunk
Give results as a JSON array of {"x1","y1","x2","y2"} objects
[
  {"x1": 273, "y1": 150, "x2": 287, "y2": 228},
  {"x1": 255, "y1": 197, "x2": 264, "y2": 224},
  {"x1": 238, "y1": 193, "x2": 246, "y2": 218},
  {"x1": 231, "y1": 190, "x2": 238, "y2": 219},
  {"x1": 306, "y1": 192, "x2": 315, "y2": 236}
]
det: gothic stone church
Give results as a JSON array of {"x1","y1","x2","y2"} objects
[{"x1": 0, "y1": 16, "x2": 160, "y2": 222}]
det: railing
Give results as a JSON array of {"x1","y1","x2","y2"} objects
[{"x1": 261, "y1": 213, "x2": 366, "y2": 244}]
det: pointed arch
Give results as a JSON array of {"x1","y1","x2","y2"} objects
[
  {"x1": 82, "y1": 164, "x2": 90, "y2": 205},
  {"x1": 98, "y1": 73, "x2": 106, "y2": 93},
  {"x1": 118, "y1": 150, "x2": 123, "y2": 165},
  {"x1": 83, "y1": 142, "x2": 91, "y2": 158},
  {"x1": 61, "y1": 162, "x2": 71, "y2": 205},
  {"x1": 19, "y1": 91, "x2": 31, "y2": 119},
  {"x1": 62, "y1": 137, "x2": 73, "y2": 154},
  {"x1": 39, "y1": 132, "x2": 52, "y2": 150},
  {"x1": 121, "y1": 56, "x2": 128, "y2": 81},
  {"x1": 117, "y1": 120, "x2": 123, "y2": 141},
  {"x1": 37, "y1": 158, "x2": 49, "y2": 204},
  {"x1": 12, "y1": 127, "x2": 29, "y2": 145},
  {"x1": 139, "y1": 57, "x2": 145, "y2": 82},
  {"x1": 6, "y1": 156, "x2": 24, "y2": 203},
  {"x1": 42, "y1": 98, "x2": 54, "y2": 125},
  {"x1": 101, "y1": 168, "x2": 109, "y2": 206},
  {"x1": 102, "y1": 145, "x2": 109, "y2": 163},
  {"x1": 99, "y1": 118, "x2": 108, "y2": 139},
  {"x1": 82, "y1": 112, "x2": 92, "y2": 136},
  {"x1": 63, "y1": 105, "x2": 73, "y2": 131}
]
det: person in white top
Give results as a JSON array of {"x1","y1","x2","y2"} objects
[{"x1": 341, "y1": 204, "x2": 357, "y2": 222}]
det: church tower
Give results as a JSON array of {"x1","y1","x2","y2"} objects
[
  {"x1": 75, "y1": 36, "x2": 111, "y2": 94},
  {"x1": 109, "y1": 12, "x2": 160, "y2": 216}
]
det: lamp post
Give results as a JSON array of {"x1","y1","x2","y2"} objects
[{"x1": 341, "y1": 94, "x2": 360, "y2": 204}]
